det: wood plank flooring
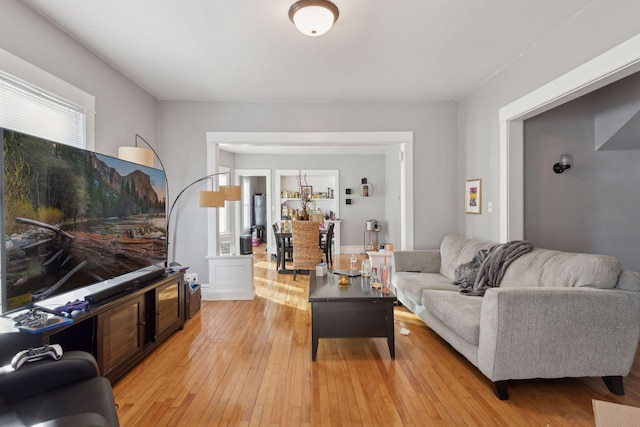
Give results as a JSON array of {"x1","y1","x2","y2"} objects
[{"x1": 113, "y1": 246, "x2": 640, "y2": 426}]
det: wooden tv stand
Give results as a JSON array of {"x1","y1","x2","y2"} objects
[{"x1": 25, "y1": 272, "x2": 185, "y2": 382}]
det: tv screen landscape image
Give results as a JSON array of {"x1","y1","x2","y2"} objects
[{"x1": 1, "y1": 128, "x2": 167, "y2": 312}]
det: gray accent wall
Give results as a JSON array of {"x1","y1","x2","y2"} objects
[
  {"x1": 524, "y1": 85, "x2": 640, "y2": 272},
  {"x1": 594, "y1": 71, "x2": 640, "y2": 151}
]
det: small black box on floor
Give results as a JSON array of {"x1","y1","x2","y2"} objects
[
  {"x1": 185, "y1": 283, "x2": 201, "y2": 320},
  {"x1": 239, "y1": 235, "x2": 252, "y2": 255}
]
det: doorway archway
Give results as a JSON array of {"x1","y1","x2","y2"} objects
[{"x1": 205, "y1": 131, "x2": 414, "y2": 256}]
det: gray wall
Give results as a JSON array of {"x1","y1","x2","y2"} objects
[
  {"x1": 458, "y1": 0, "x2": 640, "y2": 245},
  {"x1": 159, "y1": 101, "x2": 459, "y2": 284},
  {"x1": 234, "y1": 152, "x2": 387, "y2": 248},
  {"x1": 524, "y1": 85, "x2": 640, "y2": 272},
  {"x1": 1, "y1": 0, "x2": 158, "y2": 156},
  {"x1": 12, "y1": 0, "x2": 638, "y2": 281}
]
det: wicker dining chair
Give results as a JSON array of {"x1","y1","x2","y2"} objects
[{"x1": 291, "y1": 220, "x2": 323, "y2": 280}]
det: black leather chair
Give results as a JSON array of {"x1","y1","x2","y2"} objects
[
  {"x1": 0, "y1": 350, "x2": 120, "y2": 426},
  {"x1": 320, "y1": 222, "x2": 335, "y2": 268}
]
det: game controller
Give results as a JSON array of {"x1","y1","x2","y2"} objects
[
  {"x1": 55, "y1": 299, "x2": 88, "y2": 314},
  {"x1": 10, "y1": 344, "x2": 63, "y2": 370}
]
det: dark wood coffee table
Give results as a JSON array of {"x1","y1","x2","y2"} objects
[{"x1": 309, "y1": 272, "x2": 397, "y2": 360}]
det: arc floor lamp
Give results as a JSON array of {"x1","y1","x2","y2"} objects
[{"x1": 118, "y1": 135, "x2": 241, "y2": 266}]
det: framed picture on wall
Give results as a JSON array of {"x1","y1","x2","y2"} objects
[{"x1": 465, "y1": 179, "x2": 482, "y2": 214}]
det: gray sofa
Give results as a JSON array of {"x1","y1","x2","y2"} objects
[{"x1": 392, "y1": 234, "x2": 640, "y2": 400}]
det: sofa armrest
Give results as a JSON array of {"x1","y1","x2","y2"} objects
[
  {"x1": 478, "y1": 287, "x2": 640, "y2": 382},
  {"x1": 393, "y1": 250, "x2": 441, "y2": 273},
  {"x1": 0, "y1": 351, "x2": 100, "y2": 404}
]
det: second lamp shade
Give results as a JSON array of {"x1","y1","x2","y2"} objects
[{"x1": 200, "y1": 191, "x2": 225, "y2": 207}]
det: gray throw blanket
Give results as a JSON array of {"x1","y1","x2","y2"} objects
[
  {"x1": 453, "y1": 248, "x2": 492, "y2": 289},
  {"x1": 456, "y1": 240, "x2": 533, "y2": 296}
]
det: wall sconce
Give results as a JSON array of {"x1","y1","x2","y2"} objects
[{"x1": 553, "y1": 154, "x2": 572, "y2": 174}]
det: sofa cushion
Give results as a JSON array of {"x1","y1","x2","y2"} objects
[
  {"x1": 617, "y1": 270, "x2": 640, "y2": 292},
  {"x1": 500, "y1": 247, "x2": 621, "y2": 289},
  {"x1": 394, "y1": 272, "x2": 457, "y2": 306},
  {"x1": 421, "y1": 290, "x2": 483, "y2": 346},
  {"x1": 439, "y1": 235, "x2": 495, "y2": 281}
]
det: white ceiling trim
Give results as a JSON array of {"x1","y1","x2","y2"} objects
[{"x1": 207, "y1": 131, "x2": 414, "y2": 145}]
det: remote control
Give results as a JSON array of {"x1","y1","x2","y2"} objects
[{"x1": 10, "y1": 344, "x2": 63, "y2": 370}]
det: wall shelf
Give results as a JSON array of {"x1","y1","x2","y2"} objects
[{"x1": 275, "y1": 169, "x2": 341, "y2": 254}]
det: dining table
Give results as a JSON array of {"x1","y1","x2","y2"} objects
[{"x1": 276, "y1": 228, "x2": 328, "y2": 274}]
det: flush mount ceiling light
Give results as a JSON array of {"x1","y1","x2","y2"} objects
[{"x1": 289, "y1": 0, "x2": 339, "y2": 37}]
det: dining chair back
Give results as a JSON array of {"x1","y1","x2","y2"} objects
[
  {"x1": 291, "y1": 220, "x2": 323, "y2": 280},
  {"x1": 272, "y1": 223, "x2": 282, "y2": 270},
  {"x1": 273, "y1": 222, "x2": 293, "y2": 270},
  {"x1": 320, "y1": 222, "x2": 335, "y2": 267},
  {"x1": 312, "y1": 213, "x2": 324, "y2": 226}
]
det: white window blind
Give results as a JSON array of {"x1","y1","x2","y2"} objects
[{"x1": 0, "y1": 71, "x2": 85, "y2": 148}]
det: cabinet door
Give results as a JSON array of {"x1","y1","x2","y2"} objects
[
  {"x1": 156, "y1": 278, "x2": 183, "y2": 341},
  {"x1": 97, "y1": 295, "x2": 145, "y2": 376}
]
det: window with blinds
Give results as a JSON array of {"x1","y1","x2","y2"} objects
[{"x1": 0, "y1": 71, "x2": 85, "y2": 148}]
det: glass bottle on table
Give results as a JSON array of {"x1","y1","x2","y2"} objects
[
  {"x1": 379, "y1": 264, "x2": 387, "y2": 284},
  {"x1": 380, "y1": 265, "x2": 392, "y2": 294},
  {"x1": 361, "y1": 259, "x2": 371, "y2": 277},
  {"x1": 370, "y1": 267, "x2": 381, "y2": 290},
  {"x1": 350, "y1": 253, "x2": 357, "y2": 272}
]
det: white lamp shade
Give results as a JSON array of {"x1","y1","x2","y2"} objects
[
  {"x1": 559, "y1": 154, "x2": 572, "y2": 166},
  {"x1": 118, "y1": 146, "x2": 154, "y2": 167},
  {"x1": 199, "y1": 191, "x2": 225, "y2": 208},
  {"x1": 289, "y1": 0, "x2": 339, "y2": 37}
]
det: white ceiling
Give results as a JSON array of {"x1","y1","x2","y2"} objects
[{"x1": 23, "y1": 0, "x2": 596, "y2": 103}]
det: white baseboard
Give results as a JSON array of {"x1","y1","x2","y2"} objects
[{"x1": 341, "y1": 246, "x2": 370, "y2": 255}]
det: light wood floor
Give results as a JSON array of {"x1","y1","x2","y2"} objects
[{"x1": 113, "y1": 246, "x2": 640, "y2": 426}]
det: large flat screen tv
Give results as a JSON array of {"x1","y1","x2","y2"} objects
[{"x1": 1, "y1": 128, "x2": 167, "y2": 312}]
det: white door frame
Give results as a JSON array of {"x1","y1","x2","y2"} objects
[
  {"x1": 205, "y1": 131, "x2": 414, "y2": 255},
  {"x1": 499, "y1": 34, "x2": 640, "y2": 242},
  {"x1": 234, "y1": 168, "x2": 272, "y2": 253}
]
